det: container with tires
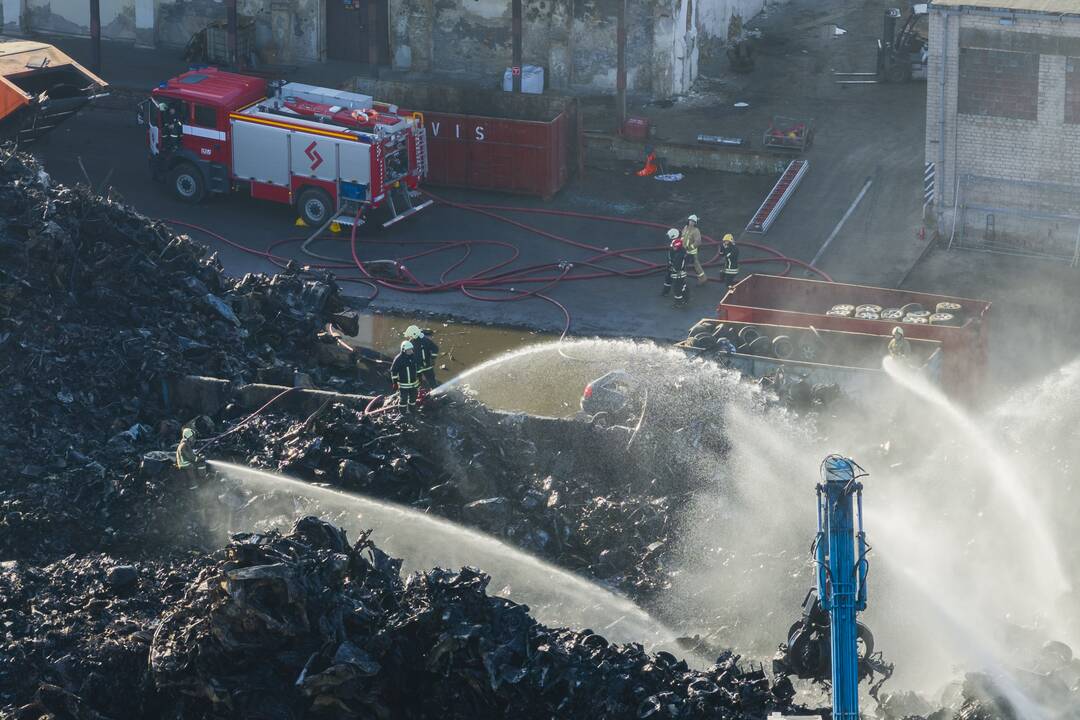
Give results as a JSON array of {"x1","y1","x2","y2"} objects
[
  {"x1": 717, "y1": 274, "x2": 991, "y2": 401},
  {"x1": 675, "y1": 317, "x2": 945, "y2": 398}
]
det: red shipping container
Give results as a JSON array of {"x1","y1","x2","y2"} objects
[
  {"x1": 359, "y1": 80, "x2": 582, "y2": 199},
  {"x1": 420, "y1": 110, "x2": 572, "y2": 199},
  {"x1": 717, "y1": 274, "x2": 992, "y2": 400},
  {"x1": 622, "y1": 116, "x2": 650, "y2": 141}
]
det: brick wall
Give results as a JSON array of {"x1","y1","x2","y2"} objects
[
  {"x1": 958, "y1": 48, "x2": 1038, "y2": 120},
  {"x1": 926, "y1": 10, "x2": 1080, "y2": 210}
]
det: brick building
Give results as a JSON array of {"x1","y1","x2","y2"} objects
[{"x1": 926, "y1": 0, "x2": 1080, "y2": 262}]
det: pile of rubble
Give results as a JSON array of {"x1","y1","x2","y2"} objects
[
  {"x1": 1, "y1": 552, "x2": 203, "y2": 717},
  {"x1": 212, "y1": 394, "x2": 681, "y2": 598},
  {"x1": 148, "y1": 517, "x2": 799, "y2": 720},
  {"x1": 0, "y1": 151, "x2": 352, "y2": 562},
  {"x1": 1, "y1": 518, "x2": 802, "y2": 719}
]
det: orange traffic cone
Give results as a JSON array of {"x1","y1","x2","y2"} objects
[{"x1": 636, "y1": 152, "x2": 658, "y2": 177}]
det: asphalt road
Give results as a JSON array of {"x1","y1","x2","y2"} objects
[
  {"x1": 31, "y1": 105, "x2": 790, "y2": 340},
  {"x1": 29, "y1": 0, "x2": 933, "y2": 342}
]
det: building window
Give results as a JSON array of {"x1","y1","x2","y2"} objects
[
  {"x1": 193, "y1": 104, "x2": 217, "y2": 128},
  {"x1": 958, "y1": 48, "x2": 1038, "y2": 121},
  {"x1": 1067, "y1": 59, "x2": 1080, "y2": 124}
]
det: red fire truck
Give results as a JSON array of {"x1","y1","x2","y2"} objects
[{"x1": 141, "y1": 68, "x2": 431, "y2": 228}]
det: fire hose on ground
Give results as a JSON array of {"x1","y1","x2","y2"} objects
[
  {"x1": 167, "y1": 196, "x2": 833, "y2": 412},
  {"x1": 167, "y1": 193, "x2": 832, "y2": 340}
]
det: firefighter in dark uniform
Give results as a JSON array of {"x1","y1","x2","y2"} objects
[
  {"x1": 661, "y1": 228, "x2": 689, "y2": 308},
  {"x1": 405, "y1": 325, "x2": 439, "y2": 388},
  {"x1": 390, "y1": 340, "x2": 420, "y2": 414},
  {"x1": 163, "y1": 103, "x2": 183, "y2": 151},
  {"x1": 721, "y1": 233, "x2": 740, "y2": 290}
]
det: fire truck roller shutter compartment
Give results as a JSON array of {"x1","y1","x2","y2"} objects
[
  {"x1": 291, "y1": 134, "x2": 341, "y2": 183},
  {"x1": 231, "y1": 120, "x2": 290, "y2": 186},
  {"x1": 338, "y1": 141, "x2": 372, "y2": 186}
]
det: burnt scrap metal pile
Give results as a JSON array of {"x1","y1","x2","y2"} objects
[
  {"x1": 0, "y1": 150, "x2": 363, "y2": 562},
  {"x1": 150, "y1": 517, "x2": 794, "y2": 719},
  {"x1": 0, "y1": 152, "x2": 790, "y2": 718},
  {"x1": 0, "y1": 152, "x2": 1048, "y2": 719},
  {"x1": 212, "y1": 395, "x2": 683, "y2": 598}
]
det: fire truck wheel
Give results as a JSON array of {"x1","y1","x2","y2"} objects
[
  {"x1": 169, "y1": 163, "x2": 205, "y2": 203},
  {"x1": 297, "y1": 187, "x2": 333, "y2": 227}
]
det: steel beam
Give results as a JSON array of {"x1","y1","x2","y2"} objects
[
  {"x1": 226, "y1": 0, "x2": 238, "y2": 65},
  {"x1": 512, "y1": 0, "x2": 522, "y2": 93},
  {"x1": 368, "y1": 0, "x2": 379, "y2": 71},
  {"x1": 90, "y1": 0, "x2": 101, "y2": 73},
  {"x1": 616, "y1": 0, "x2": 626, "y2": 129}
]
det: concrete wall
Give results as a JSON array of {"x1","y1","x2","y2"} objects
[
  {"x1": 25, "y1": 0, "x2": 135, "y2": 40},
  {"x1": 584, "y1": 132, "x2": 788, "y2": 174},
  {"x1": 391, "y1": 0, "x2": 655, "y2": 93},
  {"x1": 6, "y1": 0, "x2": 323, "y2": 63},
  {"x1": 2, "y1": 0, "x2": 25, "y2": 34},
  {"x1": 697, "y1": 0, "x2": 767, "y2": 64},
  {"x1": 390, "y1": 0, "x2": 715, "y2": 97},
  {"x1": 151, "y1": 0, "x2": 322, "y2": 62},
  {"x1": 926, "y1": 7, "x2": 1080, "y2": 209}
]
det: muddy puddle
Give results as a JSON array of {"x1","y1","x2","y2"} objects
[{"x1": 336, "y1": 312, "x2": 586, "y2": 416}]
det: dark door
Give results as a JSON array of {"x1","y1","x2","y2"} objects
[{"x1": 327, "y1": 0, "x2": 389, "y2": 65}]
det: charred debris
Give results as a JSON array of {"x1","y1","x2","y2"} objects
[{"x1": 0, "y1": 152, "x2": 1056, "y2": 719}]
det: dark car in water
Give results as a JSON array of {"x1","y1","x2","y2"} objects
[{"x1": 580, "y1": 370, "x2": 642, "y2": 423}]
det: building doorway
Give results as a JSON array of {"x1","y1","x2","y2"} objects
[{"x1": 326, "y1": 0, "x2": 389, "y2": 65}]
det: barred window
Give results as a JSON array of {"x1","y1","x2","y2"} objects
[{"x1": 958, "y1": 48, "x2": 1038, "y2": 121}]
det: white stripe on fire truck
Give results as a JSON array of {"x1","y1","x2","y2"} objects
[{"x1": 182, "y1": 125, "x2": 227, "y2": 141}]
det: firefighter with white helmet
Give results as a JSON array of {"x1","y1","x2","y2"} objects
[
  {"x1": 661, "y1": 228, "x2": 689, "y2": 308},
  {"x1": 887, "y1": 325, "x2": 912, "y2": 362},
  {"x1": 404, "y1": 324, "x2": 440, "y2": 388},
  {"x1": 390, "y1": 340, "x2": 420, "y2": 414},
  {"x1": 683, "y1": 214, "x2": 707, "y2": 285}
]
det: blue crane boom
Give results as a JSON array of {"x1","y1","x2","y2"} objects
[{"x1": 815, "y1": 455, "x2": 870, "y2": 720}]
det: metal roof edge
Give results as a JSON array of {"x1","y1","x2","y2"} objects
[{"x1": 931, "y1": 0, "x2": 1080, "y2": 16}]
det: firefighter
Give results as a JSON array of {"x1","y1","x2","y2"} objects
[
  {"x1": 720, "y1": 234, "x2": 739, "y2": 290},
  {"x1": 405, "y1": 325, "x2": 440, "y2": 388},
  {"x1": 661, "y1": 228, "x2": 689, "y2": 308},
  {"x1": 163, "y1": 103, "x2": 183, "y2": 150},
  {"x1": 390, "y1": 340, "x2": 420, "y2": 414},
  {"x1": 683, "y1": 214, "x2": 707, "y2": 285},
  {"x1": 888, "y1": 326, "x2": 912, "y2": 362},
  {"x1": 175, "y1": 427, "x2": 200, "y2": 483}
]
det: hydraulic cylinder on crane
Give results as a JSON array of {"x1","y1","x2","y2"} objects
[{"x1": 814, "y1": 455, "x2": 869, "y2": 720}]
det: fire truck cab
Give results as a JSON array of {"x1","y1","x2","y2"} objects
[{"x1": 142, "y1": 68, "x2": 430, "y2": 228}]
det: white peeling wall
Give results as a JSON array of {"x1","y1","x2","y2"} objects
[{"x1": 697, "y1": 0, "x2": 768, "y2": 57}]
